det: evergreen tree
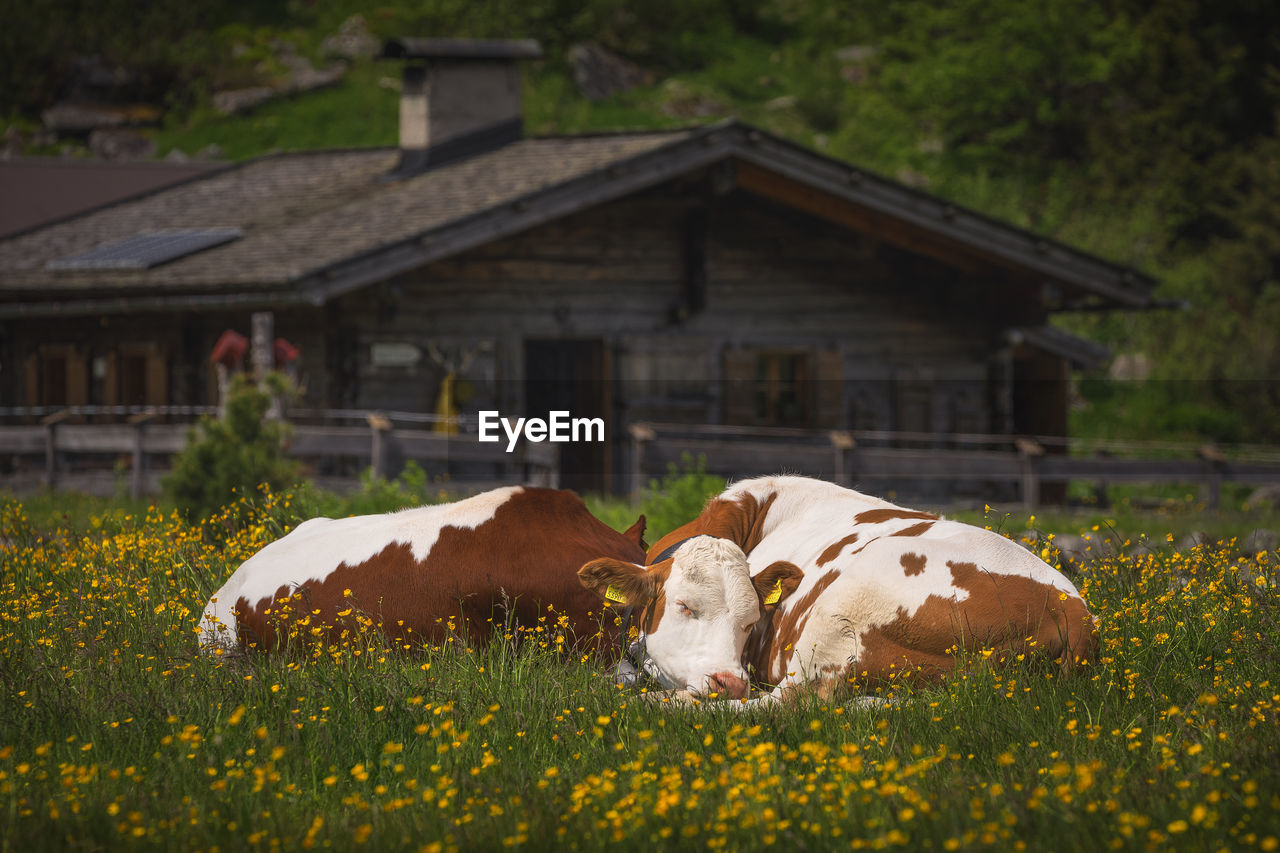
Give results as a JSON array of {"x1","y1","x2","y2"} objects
[{"x1": 163, "y1": 375, "x2": 299, "y2": 520}]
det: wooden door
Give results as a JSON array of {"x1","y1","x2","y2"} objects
[{"x1": 523, "y1": 339, "x2": 611, "y2": 493}]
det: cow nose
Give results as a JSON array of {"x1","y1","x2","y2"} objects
[{"x1": 708, "y1": 671, "x2": 749, "y2": 700}]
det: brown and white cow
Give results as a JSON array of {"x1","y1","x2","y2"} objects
[
  {"x1": 200, "y1": 486, "x2": 646, "y2": 652},
  {"x1": 579, "y1": 476, "x2": 1097, "y2": 705}
]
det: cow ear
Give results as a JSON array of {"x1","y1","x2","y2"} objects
[
  {"x1": 622, "y1": 514, "x2": 648, "y2": 552},
  {"x1": 579, "y1": 557, "x2": 659, "y2": 606},
  {"x1": 753, "y1": 561, "x2": 804, "y2": 607}
]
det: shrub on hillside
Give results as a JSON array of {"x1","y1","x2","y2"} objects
[{"x1": 163, "y1": 375, "x2": 300, "y2": 520}]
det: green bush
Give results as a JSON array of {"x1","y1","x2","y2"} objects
[
  {"x1": 585, "y1": 455, "x2": 726, "y2": 544},
  {"x1": 314, "y1": 460, "x2": 456, "y2": 518},
  {"x1": 163, "y1": 375, "x2": 300, "y2": 520},
  {"x1": 639, "y1": 453, "x2": 726, "y2": 541}
]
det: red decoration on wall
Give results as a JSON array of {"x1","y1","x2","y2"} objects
[
  {"x1": 273, "y1": 338, "x2": 300, "y2": 366},
  {"x1": 210, "y1": 330, "x2": 248, "y2": 368}
]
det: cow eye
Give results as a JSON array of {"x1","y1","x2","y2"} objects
[{"x1": 675, "y1": 601, "x2": 694, "y2": 617}]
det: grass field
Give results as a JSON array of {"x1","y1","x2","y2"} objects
[{"x1": 2, "y1": 484, "x2": 1278, "y2": 852}]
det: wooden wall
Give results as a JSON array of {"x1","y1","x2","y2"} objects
[
  {"x1": 1, "y1": 308, "x2": 330, "y2": 415},
  {"x1": 332, "y1": 180, "x2": 1046, "y2": 442}
]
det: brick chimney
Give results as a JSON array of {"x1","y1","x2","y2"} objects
[{"x1": 380, "y1": 38, "x2": 543, "y2": 178}]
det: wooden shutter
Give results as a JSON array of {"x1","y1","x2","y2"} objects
[
  {"x1": 722, "y1": 348, "x2": 757, "y2": 425},
  {"x1": 145, "y1": 348, "x2": 168, "y2": 406},
  {"x1": 813, "y1": 349, "x2": 844, "y2": 428},
  {"x1": 103, "y1": 353, "x2": 119, "y2": 406},
  {"x1": 65, "y1": 348, "x2": 89, "y2": 406},
  {"x1": 23, "y1": 354, "x2": 39, "y2": 408}
]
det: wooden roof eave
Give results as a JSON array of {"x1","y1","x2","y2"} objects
[
  {"x1": 1007, "y1": 325, "x2": 1112, "y2": 367},
  {"x1": 0, "y1": 286, "x2": 304, "y2": 318},
  {"x1": 726, "y1": 127, "x2": 1154, "y2": 309}
]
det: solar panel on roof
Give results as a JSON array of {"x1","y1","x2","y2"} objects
[{"x1": 46, "y1": 228, "x2": 243, "y2": 271}]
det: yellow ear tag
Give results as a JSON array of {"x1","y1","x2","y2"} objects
[
  {"x1": 763, "y1": 579, "x2": 783, "y2": 606},
  {"x1": 604, "y1": 585, "x2": 628, "y2": 604}
]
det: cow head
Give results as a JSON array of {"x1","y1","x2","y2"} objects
[{"x1": 578, "y1": 536, "x2": 803, "y2": 699}]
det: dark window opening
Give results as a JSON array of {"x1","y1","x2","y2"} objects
[
  {"x1": 41, "y1": 354, "x2": 68, "y2": 407},
  {"x1": 753, "y1": 352, "x2": 810, "y2": 426},
  {"x1": 120, "y1": 354, "x2": 148, "y2": 407}
]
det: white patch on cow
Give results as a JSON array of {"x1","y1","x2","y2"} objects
[
  {"x1": 724, "y1": 475, "x2": 904, "y2": 567},
  {"x1": 199, "y1": 486, "x2": 523, "y2": 649},
  {"x1": 772, "y1": 522, "x2": 1087, "y2": 690},
  {"x1": 640, "y1": 537, "x2": 759, "y2": 695}
]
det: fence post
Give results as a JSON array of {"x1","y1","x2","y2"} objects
[
  {"x1": 1092, "y1": 448, "x2": 1113, "y2": 509},
  {"x1": 127, "y1": 411, "x2": 155, "y2": 499},
  {"x1": 628, "y1": 423, "x2": 655, "y2": 502},
  {"x1": 1015, "y1": 437, "x2": 1044, "y2": 508},
  {"x1": 367, "y1": 413, "x2": 392, "y2": 479},
  {"x1": 828, "y1": 430, "x2": 855, "y2": 486},
  {"x1": 40, "y1": 410, "x2": 69, "y2": 490},
  {"x1": 1198, "y1": 444, "x2": 1226, "y2": 510}
]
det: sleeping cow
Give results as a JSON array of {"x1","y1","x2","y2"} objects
[
  {"x1": 579, "y1": 476, "x2": 1096, "y2": 704},
  {"x1": 201, "y1": 486, "x2": 646, "y2": 652}
]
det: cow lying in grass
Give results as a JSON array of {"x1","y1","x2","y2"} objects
[
  {"x1": 579, "y1": 476, "x2": 1097, "y2": 705},
  {"x1": 200, "y1": 486, "x2": 646, "y2": 653}
]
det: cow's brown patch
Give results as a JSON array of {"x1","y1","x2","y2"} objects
[
  {"x1": 579, "y1": 557, "x2": 672, "y2": 610},
  {"x1": 745, "y1": 569, "x2": 842, "y2": 685},
  {"x1": 640, "y1": 586, "x2": 667, "y2": 634},
  {"x1": 854, "y1": 508, "x2": 939, "y2": 524},
  {"x1": 646, "y1": 491, "x2": 778, "y2": 563},
  {"x1": 233, "y1": 488, "x2": 647, "y2": 653},
  {"x1": 900, "y1": 552, "x2": 927, "y2": 576},
  {"x1": 817, "y1": 533, "x2": 859, "y2": 566},
  {"x1": 850, "y1": 560, "x2": 1098, "y2": 687},
  {"x1": 752, "y1": 561, "x2": 805, "y2": 610},
  {"x1": 633, "y1": 559, "x2": 674, "y2": 632},
  {"x1": 890, "y1": 521, "x2": 935, "y2": 537}
]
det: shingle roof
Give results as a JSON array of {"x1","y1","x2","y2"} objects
[
  {"x1": 0, "y1": 120, "x2": 1155, "y2": 316},
  {"x1": 0, "y1": 130, "x2": 692, "y2": 296}
]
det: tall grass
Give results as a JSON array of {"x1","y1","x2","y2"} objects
[{"x1": 1, "y1": 486, "x2": 1277, "y2": 851}]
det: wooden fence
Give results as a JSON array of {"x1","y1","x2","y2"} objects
[
  {"x1": 3, "y1": 408, "x2": 1280, "y2": 506},
  {"x1": 628, "y1": 422, "x2": 1280, "y2": 508},
  {"x1": 0, "y1": 408, "x2": 558, "y2": 497}
]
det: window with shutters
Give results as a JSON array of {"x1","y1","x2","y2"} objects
[
  {"x1": 24, "y1": 345, "x2": 88, "y2": 408},
  {"x1": 754, "y1": 352, "x2": 808, "y2": 426},
  {"x1": 120, "y1": 352, "x2": 149, "y2": 407},
  {"x1": 723, "y1": 348, "x2": 844, "y2": 428},
  {"x1": 114, "y1": 344, "x2": 168, "y2": 408}
]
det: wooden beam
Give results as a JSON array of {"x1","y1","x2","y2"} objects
[
  {"x1": 367, "y1": 414, "x2": 392, "y2": 479},
  {"x1": 733, "y1": 160, "x2": 997, "y2": 277}
]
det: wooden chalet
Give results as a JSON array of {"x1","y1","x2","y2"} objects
[{"x1": 0, "y1": 38, "x2": 1155, "y2": 495}]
